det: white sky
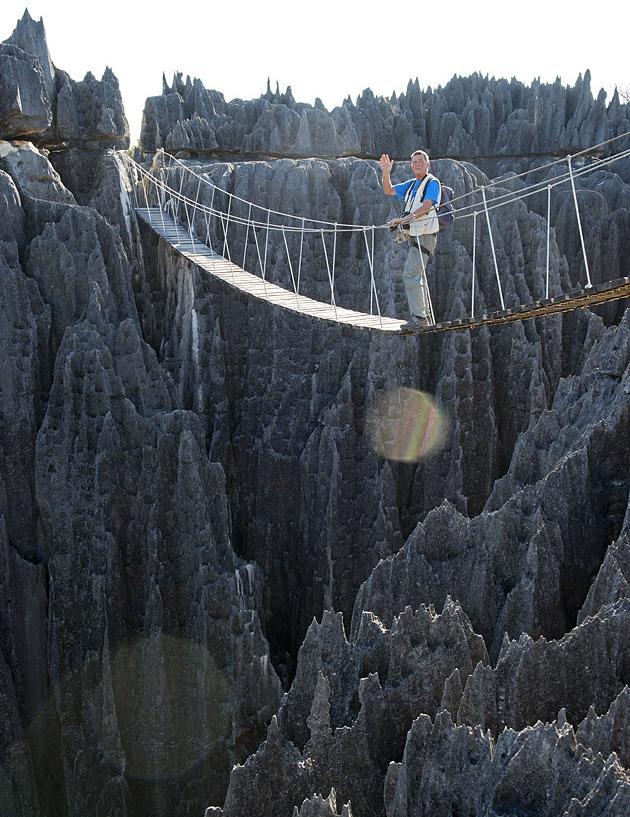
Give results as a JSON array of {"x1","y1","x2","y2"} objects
[{"x1": 2, "y1": 1, "x2": 628, "y2": 145}]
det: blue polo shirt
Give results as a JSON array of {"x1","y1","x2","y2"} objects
[{"x1": 394, "y1": 176, "x2": 440, "y2": 205}]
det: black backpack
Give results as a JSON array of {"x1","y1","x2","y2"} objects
[{"x1": 437, "y1": 183, "x2": 455, "y2": 230}]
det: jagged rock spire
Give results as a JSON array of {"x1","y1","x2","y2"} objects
[{"x1": 7, "y1": 7, "x2": 56, "y2": 99}]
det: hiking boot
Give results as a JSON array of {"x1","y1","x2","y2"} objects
[{"x1": 400, "y1": 315, "x2": 430, "y2": 331}]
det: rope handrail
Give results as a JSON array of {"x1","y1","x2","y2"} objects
[
  {"x1": 155, "y1": 128, "x2": 630, "y2": 226},
  {"x1": 160, "y1": 151, "x2": 359, "y2": 230},
  {"x1": 441, "y1": 127, "x2": 630, "y2": 209},
  {"x1": 129, "y1": 158, "x2": 366, "y2": 234},
  {"x1": 452, "y1": 145, "x2": 630, "y2": 221},
  {"x1": 129, "y1": 141, "x2": 630, "y2": 234}
]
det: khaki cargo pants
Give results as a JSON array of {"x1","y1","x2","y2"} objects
[{"x1": 403, "y1": 232, "x2": 438, "y2": 318}]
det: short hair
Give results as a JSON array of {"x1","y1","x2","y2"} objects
[{"x1": 411, "y1": 149, "x2": 430, "y2": 161}]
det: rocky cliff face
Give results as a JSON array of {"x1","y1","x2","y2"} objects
[
  {"x1": 0, "y1": 14, "x2": 279, "y2": 817},
  {"x1": 0, "y1": 11, "x2": 629, "y2": 817},
  {"x1": 140, "y1": 72, "x2": 630, "y2": 160},
  {"x1": 1, "y1": 10, "x2": 128, "y2": 150}
]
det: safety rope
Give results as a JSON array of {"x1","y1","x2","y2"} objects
[
  {"x1": 128, "y1": 140, "x2": 630, "y2": 236},
  {"x1": 471, "y1": 211, "x2": 478, "y2": 317},
  {"x1": 453, "y1": 144, "x2": 630, "y2": 221},
  {"x1": 545, "y1": 185, "x2": 551, "y2": 299},
  {"x1": 567, "y1": 154, "x2": 592, "y2": 287},
  {"x1": 155, "y1": 129, "x2": 630, "y2": 225},
  {"x1": 481, "y1": 188, "x2": 505, "y2": 310}
]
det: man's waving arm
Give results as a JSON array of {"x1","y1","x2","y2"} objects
[{"x1": 380, "y1": 154, "x2": 396, "y2": 196}]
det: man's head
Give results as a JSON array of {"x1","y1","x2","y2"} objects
[{"x1": 410, "y1": 150, "x2": 430, "y2": 178}]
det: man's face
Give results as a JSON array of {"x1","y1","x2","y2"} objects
[{"x1": 410, "y1": 153, "x2": 430, "y2": 177}]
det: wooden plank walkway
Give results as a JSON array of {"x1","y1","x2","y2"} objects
[
  {"x1": 136, "y1": 208, "x2": 405, "y2": 332},
  {"x1": 136, "y1": 208, "x2": 630, "y2": 335}
]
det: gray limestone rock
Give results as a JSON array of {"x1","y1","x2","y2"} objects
[
  {"x1": 1, "y1": 11, "x2": 629, "y2": 814},
  {"x1": 0, "y1": 520, "x2": 44, "y2": 817},
  {"x1": 0, "y1": 11, "x2": 128, "y2": 149},
  {"x1": 279, "y1": 600, "x2": 487, "y2": 756},
  {"x1": 0, "y1": 251, "x2": 50, "y2": 560},
  {"x1": 576, "y1": 686, "x2": 630, "y2": 768},
  {"x1": 0, "y1": 167, "x2": 25, "y2": 255},
  {"x1": 352, "y1": 311, "x2": 629, "y2": 659},
  {"x1": 50, "y1": 147, "x2": 141, "y2": 266},
  {"x1": 5, "y1": 10, "x2": 55, "y2": 103},
  {"x1": 456, "y1": 600, "x2": 630, "y2": 734},
  {"x1": 0, "y1": 141, "x2": 75, "y2": 204},
  {"x1": 578, "y1": 503, "x2": 630, "y2": 622},
  {"x1": 55, "y1": 67, "x2": 129, "y2": 149},
  {"x1": 0, "y1": 42, "x2": 51, "y2": 138},
  {"x1": 384, "y1": 710, "x2": 630, "y2": 817},
  {"x1": 0, "y1": 81, "x2": 277, "y2": 817},
  {"x1": 24, "y1": 199, "x2": 137, "y2": 351},
  {"x1": 292, "y1": 790, "x2": 353, "y2": 817},
  {"x1": 140, "y1": 71, "x2": 630, "y2": 160},
  {"x1": 212, "y1": 601, "x2": 487, "y2": 817},
  {"x1": 32, "y1": 300, "x2": 281, "y2": 816},
  {"x1": 210, "y1": 679, "x2": 384, "y2": 817},
  {"x1": 209, "y1": 716, "x2": 315, "y2": 817},
  {"x1": 0, "y1": 164, "x2": 51, "y2": 560},
  {"x1": 278, "y1": 611, "x2": 357, "y2": 749}
]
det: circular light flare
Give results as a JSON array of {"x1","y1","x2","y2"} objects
[{"x1": 367, "y1": 387, "x2": 448, "y2": 462}]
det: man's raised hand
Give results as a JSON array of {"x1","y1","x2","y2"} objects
[{"x1": 379, "y1": 153, "x2": 394, "y2": 174}]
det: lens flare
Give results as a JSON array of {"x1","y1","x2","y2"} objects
[{"x1": 367, "y1": 388, "x2": 448, "y2": 462}]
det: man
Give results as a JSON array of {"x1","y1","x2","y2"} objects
[{"x1": 380, "y1": 150, "x2": 441, "y2": 330}]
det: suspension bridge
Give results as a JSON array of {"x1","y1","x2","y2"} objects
[{"x1": 125, "y1": 134, "x2": 630, "y2": 334}]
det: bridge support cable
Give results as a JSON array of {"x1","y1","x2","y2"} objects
[
  {"x1": 332, "y1": 225, "x2": 338, "y2": 310},
  {"x1": 251, "y1": 224, "x2": 269, "y2": 298},
  {"x1": 153, "y1": 134, "x2": 630, "y2": 240},
  {"x1": 281, "y1": 227, "x2": 301, "y2": 310},
  {"x1": 416, "y1": 236, "x2": 436, "y2": 326},
  {"x1": 263, "y1": 210, "x2": 271, "y2": 281},
  {"x1": 481, "y1": 187, "x2": 505, "y2": 311},
  {"x1": 173, "y1": 165, "x2": 183, "y2": 244},
  {"x1": 297, "y1": 218, "x2": 305, "y2": 294},
  {"x1": 243, "y1": 203, "x2": 253, "y2": 270},
  {"x1": 221, "y1": 194, "x2": 233, "y2": 262},
  {"x1": 218, "y1": 211, "x2": 234, "y2": 283},
  {"x1": 203, "y1": 209, "x2": 211, "y2": 248},
  {"x1": 320, "y1": 229, "x2": 338, "y2": 320},
  {"x1": 184, "y1": 195, "x2": 196, "y2": 254},
  {"x1": 203, "y1": 187, "x2": 218, "y2": 273},
  {"x1": 175, "y1": 167, "x2": 185, "y2": 231},
  {"x1": 201, "y1": 212, "x2": 215, "y2": 273},
  {"x1": 363, "y1": 227, "x2": 382, "y2": 328},
  {"x1": 184, "y1": 200, "x2": 195, "y2": 253},
  {"x1": 156, "y1": 168, "x2": 166, "y2": 212},
  {"x1": 471, "y1": 211, "x2": 478, "y2": 317},
  {"x1": 134, "y1": 206, "x2": 630, "y2": 335},
  {"x1": 371, "y1": 228, "x2": 377, "y2": 321},
  {"x1": 141, "y1": 173, "x2": 150, "y2": 211},
  {"x1": 546, "y1": 185, "x2": 552, "y2": 299},
  {"x1": 567, "y1": 154, "x2": 592, "y2": 289},
  {"x1": 191, "y1": 178, "x2": 202, "y2": 251},
  {"x1": 127, "y1": 160, "x2": 139, "y2": 210},
  {"x1": 154, "y1": 168, "x2": 167, "y2": 236}
]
